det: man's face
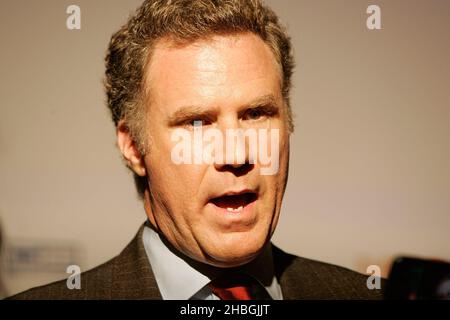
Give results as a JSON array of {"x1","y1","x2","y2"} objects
[{"x1": 140, "y1": 33, "x2": 290, "y2": 267}]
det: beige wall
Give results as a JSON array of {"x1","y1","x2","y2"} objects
[{"x1": 1, "y1": 0, "x2": 449, "y2": 296}]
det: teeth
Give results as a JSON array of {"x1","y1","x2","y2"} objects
[{"x1": 226, "y1": 206, "x2": 244, "y2": 213}]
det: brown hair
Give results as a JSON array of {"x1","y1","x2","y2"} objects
[{"x1": 104, "y1": 0, "x2": 295, "y2": 198}]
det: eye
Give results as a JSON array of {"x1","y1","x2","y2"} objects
[
  {"x1": 244, "y1": 107, "x2": 276, "y2": 121},
  {"x1": 182, "y1": 119, "x2": 212, "y2": 127},
  {"x1": 245, "y1": 108, "x2": 263, "y2": 120},
  {"x1": 242, "y1": 105, "x2": 279, "y2": 122}
]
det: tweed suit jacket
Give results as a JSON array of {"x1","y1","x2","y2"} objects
[{"x1": 9, "y1": 224, "x2": 385, "y2": 300}]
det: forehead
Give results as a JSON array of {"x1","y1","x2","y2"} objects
[{"x1": 144, "y1": 33, "x2": 283, "y2": 114}]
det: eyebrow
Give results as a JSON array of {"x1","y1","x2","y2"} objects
[
  {"x1": 167, "y1": 106, "x2": 219, "y2": 127},
  {"x1": 237, "y1": 94, "x2": 280, "y2": 118},
  {"x1": 166, "y1": 94, "x2": 280, "y2": 127}
]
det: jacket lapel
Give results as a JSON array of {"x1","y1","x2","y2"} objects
[{"x1": 110, "y1": 224, "x2": 162, "y2": 299}]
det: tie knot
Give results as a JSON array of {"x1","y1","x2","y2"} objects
[{"x1": 208, "y1": 272, "x2": 256, "y2": 300}]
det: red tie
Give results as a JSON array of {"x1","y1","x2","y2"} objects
[{"x1": 208, "y1": 272, "x2": 255, "y2": 300}]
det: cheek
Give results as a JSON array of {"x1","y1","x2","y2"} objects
[
  {"x1": 148, "y1": 128, "x2": 210, "y2": 193},
  {"x1": 264, "y1": 140, "x2": 289, "y2": 211},
  {"x1": 146, "y1": 149, "x2": 208, "y2": 210},
  {"x1": 148, "y1": 161, "x2": 200, "y2": 194},
  {"x1": 146, "y1": 164, "x2": 207, "y2": 237}
]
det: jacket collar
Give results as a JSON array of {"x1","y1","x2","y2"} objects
[{"x1": 109, "y1": 222, "x2": 297, "y2": 300}]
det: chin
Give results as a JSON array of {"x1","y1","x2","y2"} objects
[{"x1": 205, "y1": 230, "x2": 267, "y2": 268}]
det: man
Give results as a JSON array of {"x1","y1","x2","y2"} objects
[{"x1": 10, "y1": 0, "x2": 384, "y2": 300}]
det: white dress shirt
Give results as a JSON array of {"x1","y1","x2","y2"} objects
[{"x1": 142, "y1": 224, "x2": 283, "y2": 300}]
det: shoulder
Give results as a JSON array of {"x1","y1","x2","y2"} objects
[
  {"x1": 7, "y1": 257, "x2": 117, "y2": 300},
  {"x1": 272, "y1": 245, "x2": 386, "y2": 300},
  {"x1": 7, "y1": 223, "x2": 161, "y2": 300}
]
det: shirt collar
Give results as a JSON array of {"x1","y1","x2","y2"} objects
[{"x1": 142, "y1": 224, "x2": 282, "y2": 300}]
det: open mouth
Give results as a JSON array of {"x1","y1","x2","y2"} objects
[{"x1": 209, "y1": 192, "x2": 257, "y2": 213}]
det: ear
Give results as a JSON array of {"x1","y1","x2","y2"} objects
[{"x1": 117, "y1": 120, "x2": 146, "y2": 177}]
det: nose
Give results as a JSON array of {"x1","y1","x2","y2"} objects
[
  {"x1": 214, "y1": 156, "x2": 254, "y2": 176},
  {"x1": 213, "y1": 116, "x2": 254, "y2": 176}
]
